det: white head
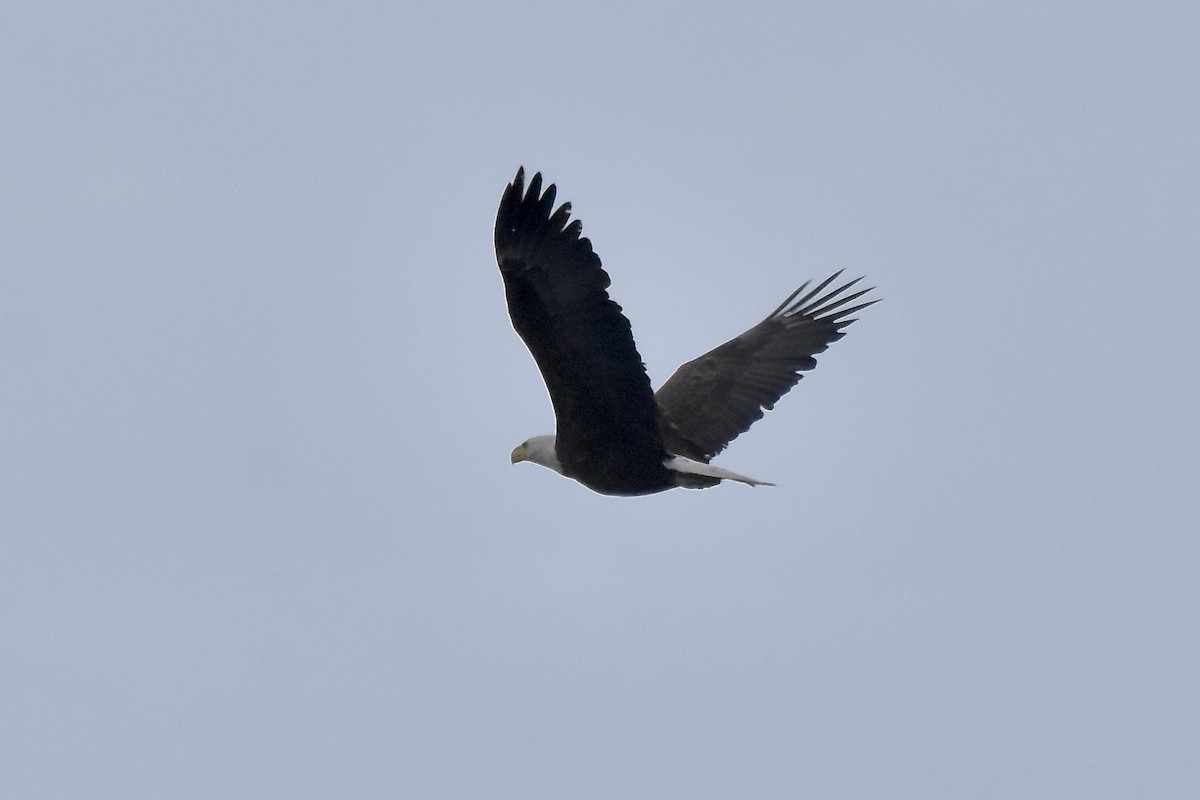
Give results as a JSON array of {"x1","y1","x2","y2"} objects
[{"x1": 510, "y1": 434, "x2": 563, "y2": 475}]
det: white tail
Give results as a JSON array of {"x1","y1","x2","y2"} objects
[{"x1": 664, "y1": 455, "x2": 775, "y2": 487}]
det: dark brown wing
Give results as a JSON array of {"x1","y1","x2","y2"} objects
[
  {"x1": 655, "y1": 271, "x2": 877, "y2": 461},
  {"x1": 494, "y1": 168, "x2": 670, "y2": 491}
]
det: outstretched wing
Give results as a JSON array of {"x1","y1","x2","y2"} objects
[
  {"x1": 655, "y1": 271, "x2": 877, "y2": 462},
  {"x1": 494, "y1": 168, "x2": 667, "y2": 481}
]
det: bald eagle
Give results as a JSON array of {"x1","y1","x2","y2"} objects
[{"x1": 496, "y1": 167, "x2": 876, "y2": 496}]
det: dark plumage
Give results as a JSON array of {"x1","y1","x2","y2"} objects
[{"x1": 495, "y1": 167, "x2": 876, "y2": 496}]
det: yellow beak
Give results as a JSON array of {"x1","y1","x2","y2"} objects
[{"x1": 510, "y1": 444, "x2": 527, "y2": 464}]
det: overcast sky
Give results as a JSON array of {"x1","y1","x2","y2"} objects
[{"x1": 3, "y1": 1, "x2": 1198, "y2": 798}]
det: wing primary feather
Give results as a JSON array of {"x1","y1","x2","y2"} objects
[
  {"x1": 762, "y1": 272, "x2": 827, "y2": 319},
  {"x1": 763, "y1": 280, "x2": 812, "y2": 318},
  {"x1": 791, "y1": 286, "x2": 875, "y2": 319},
  {"x1": 798, "y1": 279, "x2": 867, "y2": 315},
  {"x1": 782, "y1": 271, "x2": 845, "y2": 314}
]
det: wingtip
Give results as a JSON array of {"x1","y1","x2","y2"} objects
[
  {"x1": 509, "y1": 166, "x2": 526, "y2": 193},
  {"x1": 527, "y1": 170, "x2": 543, "y2": 200}
]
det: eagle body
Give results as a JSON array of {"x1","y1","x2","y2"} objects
[{"x1": 495, "y1": 168, "x2": 875, "y2": 496}]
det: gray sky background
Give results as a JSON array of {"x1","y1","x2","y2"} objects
[{"x1": 3, "y1": 1, "x2": 1198, "y2": 797}]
